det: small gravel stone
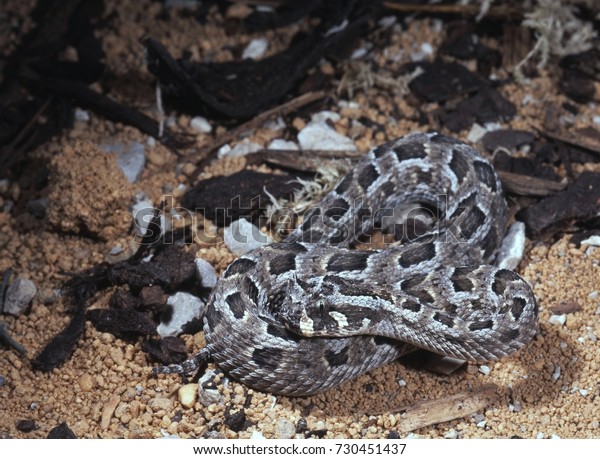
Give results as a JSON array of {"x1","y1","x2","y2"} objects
[
  {"x1": 198, "y1": 370, "x2": 223, "y2": 407},
  {"x1": 148, "y1": 396, "x2": 173, "y2": 412},
  {"x1": 190, "y1": 116, "x2": 212, "y2": 133},
  {"x1": 242, "y1": 37, "x2": 268, "y2": 60},
  {"x1": 496, "y1": 222, "x2": 526, "y2": 270},
  {"x1": 3, "y1": 278, "x2": 37, "y2": 316},
  {"x1": 552, "y1": 365, "x2": 561, "y2": 382},
  {"x1": 548, "y1": 314, "x2": 567, "y2": 326},
  {"x1": 195, "y1": 258, "x2": 218, "y2": 289},
  {"x1": 268, "y1": 139, "x2": 299, "y2": 150},
  {"x1": 250, "y1": 431, "x2": 265, "y2": 439},
  {"x1": 178, "y1": 384, "x2": 198, "y2": 408},
  {"x1": 102, "y1": 141, "x2": 146, "y2": 183},
  {"x1": 78, "y1": 374, "x2": 94, "y2": 392},
  {"x1": 297, "y1": 121, "x2": 357, "y2": 151},
  {"x1": 275, "y1": 419, "x2": 296, "y2": 439},
  {"x1": 131, "y1": 197, "x2": 170, "y2": 237},
  {"x1": 218, "y1": 139, "x2": 261, "y2": 158},
  {"x1": 157, "y1": 292, "x2": 206, "y2": 338},
  {"x1": 100, "y1": 395, "x2": 121, "y2": 429},
  {"x1": 0, "y1": 375, "x2": 5, "y2": 387},
  {"x1": 224, "y1": 218, "x2": 273, "y2": 256},
  {"x1": 479, "y1": 365, "x2": 491, "y2": 375},
  {"x1": 444, "y1": 428, "x2": 459, "y2": 439},
  {"x1": 26, "y1": 198, "x2": 49, "y2": 219},
  {"x1": 74, "y1": 108, "x2": 90, "y2": 121}
]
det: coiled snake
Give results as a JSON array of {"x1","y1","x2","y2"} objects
[{"x1": 155, "y1": 132, "x2": 538, "y2": 396}]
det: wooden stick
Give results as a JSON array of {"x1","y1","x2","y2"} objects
[
  {"x1": 382, "y1": 1, "x2": 524, "y2": 19},
  {"x1": 370, "y1": 383, "x2": 500, "y2": 431},
  {"x1": 499, "y1": 171, "x2": 566, "y2": 197},
  {"x1": 189, "y1": 90, "x2": 327, "y2": 177}
]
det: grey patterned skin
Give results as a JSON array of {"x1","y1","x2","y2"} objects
[{"x1": 154, "y1": 133, "x2": 538, "y2": 396}]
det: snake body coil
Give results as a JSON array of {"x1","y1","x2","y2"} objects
[{"x1": 157, "y1": 133, "x2": 538, "y2": 396}]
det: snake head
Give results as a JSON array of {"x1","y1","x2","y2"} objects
[{"x1": 279, "y1": 277, "x2": 384, "y2": 338}]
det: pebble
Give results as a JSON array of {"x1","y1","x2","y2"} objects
[
  {"x1": 178, "y1": 384, "x2": 198, "y2": 408},
  {"x1": 218, "y1": 139, "x2": 262, "y2": 158},
  {"x1": 552, "y1": 365, "x2": 561, "y2": 382},
  {"x1": 190, "y1": 116, "x2": 212, "y2": 133},
  {"x1": 580, "y1": 235, "x2": 600, "y2": 246},
  {"x1": 496, "y1": 222, "x2": 526, "y2": 270},
  {"x1": 242, "y1": 38, "x2": 268, "y2": 60},
  {"x1": 224, "y1": 218, "x2": 273, "y2": 256},
  {"x1": 444, "y1": 428, "x2": 459, "y2": 439},
  {"x1": 195, "y1": 258, "x2": 218, "y2": 289},
  {"x1": 26, "y1": 198, "x2": 49, "y2": 219},
  {"x1": 250, "y1": 431, "x2": 265, "y2": 439},
  {"x1": 310, "y1": 111, "x2": 340, "y2": 123},
  {"x1": 297, "y1": 121, "x2": 357, "y2": 151},
  {"x1": 131, "y1": 198, "x2": 170, "y2": 237},
  {"x1": 100, "y1": 395, "x2": 121, "y2": 429},
  {"x1": 102, "y1": 141, "x2": 146, "y2": 183},
  {"x1": 548, "y1": 314, "x2": 567, "y2": 326},
  {"x1": 198, "y1": 370, "x2": 223, "y2": 407},
  {"x1": 3, "y1": 278, "x2": 37, "y2": 316},
  {"x1": 74, "y1": 108, "x2": 90, "y2": 121},
  {"x1": 78, "y1": 374, "x2": 94, "y2": 392},
  {"x1": 0, "y1": 375, "x2": 5, "y2": 387},
  {"x1": 466, "y1": 123, "x2": 494, "y2": 143},
  {"x1": 268, "y1": 139, "x2": 299, "y2": 150},
  {"x1": 275, "y1": 419, "x2": 296, "y2": 439},
  {"x1": 148, "y1": 396, "x2": 173, "y2": 412},
  {"x1": 479, "y1": 365, "x2": 491, "y2": 375},
  {"x1": 157, "y1": 292, "x2": 206, "y2": 338}
]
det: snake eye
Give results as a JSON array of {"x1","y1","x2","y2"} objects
[{"x1": 317, "y1": 299, "x2": 328, "y2": 314}]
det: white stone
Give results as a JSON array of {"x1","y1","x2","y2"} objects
[
  {"x1": 275, "y1": 419, "x2": 296, "y2": 439},
  {"x1": 190, "y1": 116, "x2": 212, "y2": 133},
  {"x1": 157, "y1": 292, "x2": 206, "y2": 338},
  {"x1": 224, "y1": 218, "x2": 272, "y2": 256},
  {"x1": 264, "y1": 116, "x2": 286, "y2": 131},
  {"x1": 242, "y1": 38, "x2": 268, "y2": 60},
  {"x1": 250, "y1": 431, "x2": 265, "y2": 440},
  {"x1": 552, "y1": 365, "x2": 561, "y2": 382},
  {"x1": 496, "y1": 221, "x2": 526, "y2": 270},
  {"x1": 444, "y1": 429, "x2": 458, "y2": 439},
  {"x1": 218, "y1": 139, "x2": 262, "y2": 158},
  {"x1": 195, "y1": 258, "x2": 218, "y2": 289},
  {"x1": 3, "y1": 278, "x2": 37, "y2": 315},
  {"x1": 310, "y1": 111, "x2": 340, "y2": 123},
  {"x1": 131, "y1": 198, "x2": 170, "y2": 237},
  {"x1": 102, "y1": 141, "x2": 146, "y2": 183},
  {"x1": 479, "y1": 365, "x2": 491, "y2": 375},
  {"x1": 297, "y1": 121, "x2": 356, "y2": 151},
  {"x1": 378, "y1": 15, "x2": 397, "y2": 28},
  {"x1": 466, "y1": 123, "x2": 488, "y2": 143},
  {"x1": 548, "y1": 314, "x2": 567, "y2": 326},
  {"x1": 581, "y1": 235, "x2": 600, "y2": 246},
  {"x1": 197, "y1": 370, "x2": 223, "y2": 407},
  {"x1": 74, "y1": 108, "x2": 90, "y2": 121},
  {"x1": 268, "y1": 139, "x2": 299, "y2": 150},
  {"x1": 351, "y1": 47, "x2": 368, "y2": 59}
]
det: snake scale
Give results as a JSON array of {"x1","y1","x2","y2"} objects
[{"x1": 156, "y1": 132, "x2": 538, "y2": 396}]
